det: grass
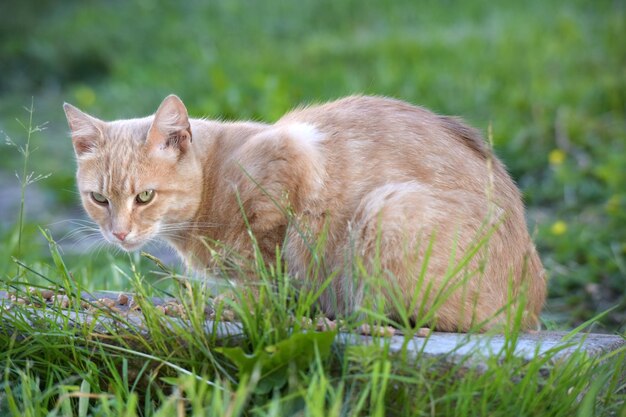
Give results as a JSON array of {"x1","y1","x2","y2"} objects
[
  {"x1": 1, "y1": 229, "x2": 625, "y2": 416},
  {"x1": 1, "y1": 0, "x2": 625, "y2": 330},
  {"x1": 1, "y1": 0, "x2": 626, "y2": 415}
]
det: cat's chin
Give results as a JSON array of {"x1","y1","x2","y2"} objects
[{"x1": 114, "y1": 240, "x2": 146, "y2": 252}]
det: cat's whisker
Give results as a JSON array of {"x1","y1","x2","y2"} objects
[
  {"x1": 77, "y1": 223, "x2": 99, "y2": 230},
  {"x1": 57, "y1": 227, "x2": 101, "y2": 243},
  {"x1": 158, "y1": 222, "x2": 225, "y2": 232},
  {"x1": 47, "y1": 218, "x2": 99, "y2": 228},
  {"x1": 92, "y1": 241, "x2": 109, "y2": 258},
  {"x1": 72, "y1": 230, "x2": 102, "y2": 240},
  {"x1": 59, "y1": 227, "x2": 89, "y2": 237},
  {"x1": 143, "y1": 239, "x2": 174, "y2": 257},
  {"x1": 86, "y1": 239, "x2": 105, "y2": 252},
  {"x1": 156, "y1": 228, "x2": 225, "y2": 239},
  {"x1": 62, "y1": 188, "x2": 82, "y2": 196},
  {"x1": 62, "y1": 224, "x2": 99, "y2": 233},
  {"x1": 69, "y1": 234, "x2": 103, "y2": 249},
  {"x1": 155, "y1": 233, "x2": 186, "y2": 244},
  {"x1": 157, "y1": 229, "x2": 208, "y2": 239}
]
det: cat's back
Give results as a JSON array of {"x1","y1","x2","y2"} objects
[
  {"x1": 277, "y1": 95, "x2": 489, "y2": 165},
  {"x1": 280, "y1": 95, "x2": 430, "y2": 124},
  {"x1": 276, "y1": 95, "x2": 499, "y2": 197},
  {"x1": 278, "y1": 95, "x2": 433, "y2": 137}
]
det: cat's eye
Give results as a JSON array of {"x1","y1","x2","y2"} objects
[
  {"x1": 136, "y1": 189, "x2": 155, "y2": 204},
  {"x1": 90, "y1": 192, "x2": 108, "y2": 205}
]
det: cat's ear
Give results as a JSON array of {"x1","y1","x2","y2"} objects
[
  {"x1": 63, "y1": 103, "x2": 105, "y2": 157},
  {"x1": 146, "y1": 95, "x2": 192, "y2": 159}
]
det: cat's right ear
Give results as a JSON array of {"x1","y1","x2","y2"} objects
[{"x1": 63, "y1": 103, "x2": 104, "y2": 157}]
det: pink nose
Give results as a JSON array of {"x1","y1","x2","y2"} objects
[{"x1": 113, "y1": 231, "x2": 128, "y2": 241}]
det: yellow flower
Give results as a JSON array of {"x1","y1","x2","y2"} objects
[
  {"x1": 74, "y1": 86, "x2": 96, "y2": 107},
  {"x1": 549, "y1": 149, "x2": 566, "y2": 166},
  {"x1": 605, "y1": 194, "x2": 622, "y2": 214},
  {"x1": 550, "y1": 220, "x2": 568, "y2": 236}
]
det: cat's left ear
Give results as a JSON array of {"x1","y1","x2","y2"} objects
[{"x1": 146, "y1": 95, "x2": 192, "y2": 159}]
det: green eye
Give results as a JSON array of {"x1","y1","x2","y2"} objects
[
  {"x1": 91, "y1": 192, "x2": 108, "y2": 204},
  {"x1": 136, "y1": 189, "x2": 155, "y2": 204}
]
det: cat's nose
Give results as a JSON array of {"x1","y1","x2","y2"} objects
[{"x1": 113, "y1": 231, "x2": 129, "y2": 241}]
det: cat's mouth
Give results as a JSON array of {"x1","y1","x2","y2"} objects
[{"x1": 107, "y1": 234, "x2": 148, "y2": 252}]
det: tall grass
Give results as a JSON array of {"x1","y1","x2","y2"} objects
[
  {"x1": 3, "y1": 100, "x2": 50, "y2": 270},
  {"x1": 1, "y1": 261, "x2": 625, "y2": 415},
  {"x1": 1, "y1": 220, "x2": 625, "y2": 415}
]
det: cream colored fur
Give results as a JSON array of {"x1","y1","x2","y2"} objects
[{"x1": 64, "y1": 95, "x2": 546, "y2": 331}]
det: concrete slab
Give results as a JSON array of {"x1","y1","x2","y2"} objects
[
  {"x1": 1, "y1": 290, "x2": 624, "y2": 369},
  {"x1": 337, "y1": 331, "x2": 625, "y2": 367}
]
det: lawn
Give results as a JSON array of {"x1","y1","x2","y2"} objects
[{"x1": 0, "y1": 0, "x2": 625, "y2": 415}]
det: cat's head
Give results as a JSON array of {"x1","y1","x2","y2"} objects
[{"x1": 64, "y1": 95, "x2": 202, "y2": 251}]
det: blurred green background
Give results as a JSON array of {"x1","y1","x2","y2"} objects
[{"x1": 0, "y1": 0, "x2": 624, "y2": 331}]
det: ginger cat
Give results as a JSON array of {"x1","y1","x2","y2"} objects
[{"x1": 64, "y1": 95, "x2": 546, "y2": 331}]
